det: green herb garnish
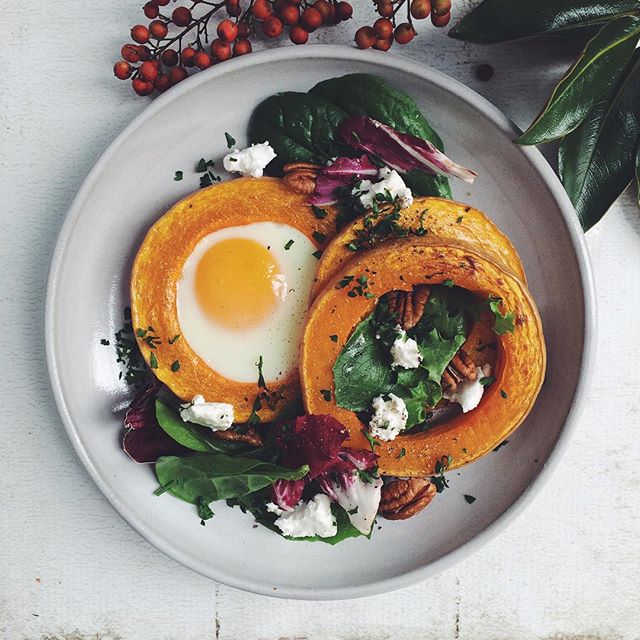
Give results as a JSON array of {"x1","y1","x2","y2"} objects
[
  {"x1": 174, "y1": 171, "x2": 183, "y2": 181},
  {"x1": 284, "y1": 239, "x2": 294, "y2": 250},
  {"x1": 225, "y1": 132, "x2": 236, "y2": 148}
]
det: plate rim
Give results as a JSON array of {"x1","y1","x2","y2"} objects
[{"x1": 45, "y1": 44, "x2": 597, "y2": 600}]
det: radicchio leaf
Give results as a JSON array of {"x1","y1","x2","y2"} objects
[
  {"x1": 309, "y1": 155, "x2": 379, "y2": 206},
  {"x1": 339, "y1": 116, "x2": 477, "y2": 184},
  {"x1": 122, "y1": 382, "x2": 187, "y2": 464},
  {"x1": 272, "y1": 478, "x2": 306, "y2": 511}
]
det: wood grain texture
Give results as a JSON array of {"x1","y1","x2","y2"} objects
[{"x1": 1, "y1": 1, "x2": 639, "y2": 638}]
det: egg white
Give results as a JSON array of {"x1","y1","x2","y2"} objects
[{"x1": 176, "y1": 222, "x2": 317, "y2": 384}]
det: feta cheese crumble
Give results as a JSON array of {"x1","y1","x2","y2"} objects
[
  {"x1": 267, "y1": 493, "x2": 337, "y2": 538},
  {"x1": 390, "y1": 326, "x2": 422, "y2": 369},
  {"x1": 222, "y1": 141, "x2": 276, "y2": 178},
  {"x1": 354, "y1": 167, "x2": 413, "y2": 209},
  {"x1": 331, "y1": 473, "x2": 383, "y2": 535},
  {"x1": 444, "y1": 364, "x2": 492, "y2": 413},
  {"x1": 369, "y1": 393, "x2": 408, "y2": 442},
  {"x1": 179, "y1": 395, "x2": 234, "y2": 431}
]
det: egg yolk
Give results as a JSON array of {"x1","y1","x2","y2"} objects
[{"x1": 195, "y1": 238, "x2": 285, "y2": 330}]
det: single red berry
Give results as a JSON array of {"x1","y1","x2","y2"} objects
[
  {"x1": 210, "y1": 38, "x2": 233, "y2": 61},
  {"x1": 354, "y1": 26, "x2": 376, "y2": 49},
  {"x1": 252, "y1": 0, "x2": 272, "y2": 20},
  {"x1": 280, "y1": 4, "x2": 300, "y2": 25},
  {"x1": 136, "y1": 45, "x2": 152, "y2": 60},
  {"x1": 149, "y1": 20, "x2": 168, "y2": 39},
  {"x1": 410, "y1": 0, "x2": 431, "y2": 19},
  {"x1": 394, "y1": 23, "x2": 415, "y2": 44},
  {"x1": 172, "y1": 6, "x2": 192, "y2": 26},
  {"x1": 373, "y1": 17, "x2": 393, "y2": 39},
  {"x1": 113, "y1": 60, "x2": 133, "y2": 80},
  {"x1": 313, "y1": 0, "x2": 335, "y2": 24},
  {"x1": 169, "y1": 66, "x2": 189, "y2": 84},
  {"x1": 335, "y1": 2, "x2": 353, "y2": 22},
  {"x1": 262, "y1": 16, "x2": 284, "y2": 37},
  {"x1": 181, "y1": 46, "x2": 198, "y2": 67},
  {"x1": 143, "y1": 2, "x2": 159, "y2": 19},
  {"x1": 373, "y1": 36, "x2": 393, "y2": 51},
  {"x1": 217, "y1": 19, "x2": 239, "y2": 42},
  {"x1": 132, "y1": 77, "x2": 154, "y2": 96},
  {"x1": 131, "y1": 25, "x2": 150, "y2": 44},
  {"x1": 153, "y1": 73, "x2": 171, "y2": 92},
  {"x1": 139, "y1": 60, "x2": 159, "y2": 81},
  {"x1": 194, "y1": 51, "x2": 213, "y2": 69},
  {"x1": 161, "y1": 48, "x2": 179, "y2": 66},
  {"x1": 121, "y1": 44, "x2": 140, "y2": 63},
  {"x1": 154, "y1": 0, "x2": 170, "y2": 5},
  {"x1": 233, "y1": 38, "x2": 253, "y2": 56},
  {"x1": 300, "y1": 7, "x2": 322, "y2": 31},
  {"x1": 237, "y1": 21, "x2": 250, "y2": 37},
  {"x1": 432, "y1": 0, "x2": 451, "y2": 14},
  {"x1": 431, "y1": 10, "x2": 450, "y2": 26},
  {"x1": 376, "y1": 0, "x2": 394, "y2": 17},
  {"x1": 226, "y1": 0, "x2": 241, "y2": 16},
  {"x1": 289, "y1": 25, "x2": 309, "y2": 44}
]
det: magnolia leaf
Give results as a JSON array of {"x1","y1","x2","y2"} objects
[
  {"x1": 518, "y1": 17, "x2": 640, "y2": 145},
  {"x1": 449, "y1": 0, "x2": 640, "y2": 43},
  {"x1": 558, "y1": 51, "x2": 640, "y2": 229}
]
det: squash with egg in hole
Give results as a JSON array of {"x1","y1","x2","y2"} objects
[
  {"x1": 131, "y1": 177, "x2": 338, "y2": 423},
  {"x1": 311, "y1": 197, "x2": 526, "y2": 300},
  {"x1": 300, "y1": 235, "x2": 545, "y2": 477}
]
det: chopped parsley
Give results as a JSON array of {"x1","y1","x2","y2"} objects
[
  {"x1": 493, "y1": 440, "x2": 509, "y2": 452},
  {"x1": 312, "y1": 230, "x2": 327, "y2": 244},
  {"x1": 256, "y1": 355, "x2": 266, "y2": 389},
  {"x1": 329, "y1": 334, "x2": 338, "y2": 342},
  {"x1": 174, "y1": 170, "x2": 183, "y2": 181},
  {"x1": 431, "y1": 454, "x2": 451, "y2": 493},
  {"x1": 196, "y1": 158, "x2": 221, "y2": 188},
  {"x1": 500, "y1": 389, "x2": 508, "y2": 399},
  {"x1": 320, "y1": 389, "x2": 332, "y2": 401},
  {"x1": 442, "y1": 279, "x2": 454, "y2": 287},
  {"x1": 284, "y1": 239, "x2": 294, "y2": 250},
  {"x1": 312, "y1": 250, "x2": 323, "y2": 260},
  {"x1": 149, "y1": 352, "x2": 158, "y2": 369},
  {"x1": 312, "y1": 205, "x2": 328, "y2": 219},
  {"x1": 224, "y1": 132, "x2": 236, "y2": 148},
  {"x1": 100, "y1": 339, "x2": 110, "y2": 346},
  {"x1": 171, "y1": 360, "x2": 180, "y2": 372},
  {"x1": 168, "y1": 334, "x2": 181, "y2": 345},
  {"x1": 396, "y1": 447, "x2": 406, "y2": 460},
  {"x1": 479, "y1": 376, "x2": 496, "y2": 387},
  {"x1": 456, "y1": 215, "x2": 464, "y2": 224},
  {"x1": 464, "y1": 494, "x2": 476, "y2": 504},
  {"x1": 361, "y1": 428, "x2": 381, "y2": 452}
]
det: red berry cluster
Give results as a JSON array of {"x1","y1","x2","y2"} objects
[
  {"x1": 355, "y1": 0, "x2": 451, "y2": 50},
  {"x1": 114, "y1": 0, "x2": 452, "y2": 96}
]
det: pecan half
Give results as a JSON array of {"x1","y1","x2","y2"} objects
[
  {"x1": 211, "y1": 427, "x2": 263, "y2": 448},
  {"x1": 385, "y1": 285, "x2": 431, "y2": 330},
  {"x1": 441, "y1": 348, "x2": 477, "y2": 392},
  {"x1": 282, "y1": 162, "x2": 322, "y2": 195},
  {"x1": 379, "y1": 477, "x2": 437, "y2": 520}
]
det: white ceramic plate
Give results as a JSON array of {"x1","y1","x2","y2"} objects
[{"x1": 46, "y1": 45, "x2": 595, "y2": 600}]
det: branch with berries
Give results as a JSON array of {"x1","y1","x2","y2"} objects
[{"x1": 114, "y1": 0, "x2": 454, "y2": 96}]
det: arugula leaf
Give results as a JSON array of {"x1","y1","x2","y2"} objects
[
  {"x1": 155, "y1": 453, "x2": 309, "y2": 505},
  {"x1": 449, "y1": 0, "x2": 640, "y2": 43},
  {"x1": 559, "y1": 50, "x2": 640, "y2": 229},
  {"x1": 518, "y1": 16, "x2": 640, "y2": 145},
  {"x1": 488, "y1": 297, "x2": 516, "y2": 335},
  {"x1": 155, "y1": 400, "x2": 252, "y2": 455}
]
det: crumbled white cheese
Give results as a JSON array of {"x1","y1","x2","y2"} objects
[
  {"x1": 354, "y1": 167, "x2": 413, "y2": 209},
  {"x1": 179, "y1": 395, "x2": 234, "y2": 431},
  {"x1": 222, "y1": 141, "x2": 276, "y2": 177},
  {"x1": 267, "y1": 493, "x2": 337, "y2": 538},
  {"x1": 331, "y1": 473, "x2": 383, "y2": 535},
  {"x1": 390, "y1": 326, "x2": 422, "y2": 369},
  {"x1": 369, "y1": 393, "x2": 408, "y2": 442},
  {"x1": 444, "y1": 364, "x2": 492, "y2": 413}
]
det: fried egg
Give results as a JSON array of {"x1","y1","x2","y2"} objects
[{"x1": 176, "y1": 222, "x2": 317, "y2": 383}]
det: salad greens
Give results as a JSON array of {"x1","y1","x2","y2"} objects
[
  {"x1": 249, "y1": 73, "x2": 452, "y2": 199},
  {"x1": 333, "y1": 287, "x2": 470, "y2": 429}
]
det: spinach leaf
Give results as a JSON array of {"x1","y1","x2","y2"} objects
[
  {"x1": 449, "y1": 0, "x2": 640, "y2": 43},
  {"x1": 155, "y1": 453, "x2": 308, "y2": 505},
  {"x1": 289, "y1": 503, "x2": 366, "y2": 545},
  {"x1": 559, "y1": 50, "x2": 640, "y2": 229},
  {"x1": 248, "y1": 91, "x2": 347, "y2": 172},
  {"x1": 518, "y1": 16, "x2": 640, "y2": 145},
  {"x1": 155, "y1": 399, "x2": 251, "y2": 455},
  {"x1": 310, "y1": 74, "x2": 451, "y2": 198},
  {"x1": 333, "y1": 287, "x2": 468, "y2": 425}
]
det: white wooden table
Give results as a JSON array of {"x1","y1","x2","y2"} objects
[{"x1": 2, "y1": 2, "x2": 639, "y2": 638}]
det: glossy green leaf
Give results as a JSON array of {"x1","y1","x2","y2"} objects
[
  {"x1": 518, "y1": 16, "x2": 640, "y2": 145},
  {"x1": 155, "y1": 399, "x2": 251, "y2": 455},
  {"x1": 559, "y1": 51, "x2": 640, "y2": 229},
  {"x1": 156, "y1": 453, "x2": 308, "y2": 505},
  {"x1": 449, "y1": 0, "x2": 640, "y2": 43}
]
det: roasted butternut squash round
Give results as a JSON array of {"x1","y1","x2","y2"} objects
[
  {"x1": 131, "y1": 177, "x2": 338, "y2": 423},
  {"x1": 301, "y1": 235, "x2": 545, "y2": 476},
  {"x1": 311, "y1": 197, "x2": 526, "y2": 300}
]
